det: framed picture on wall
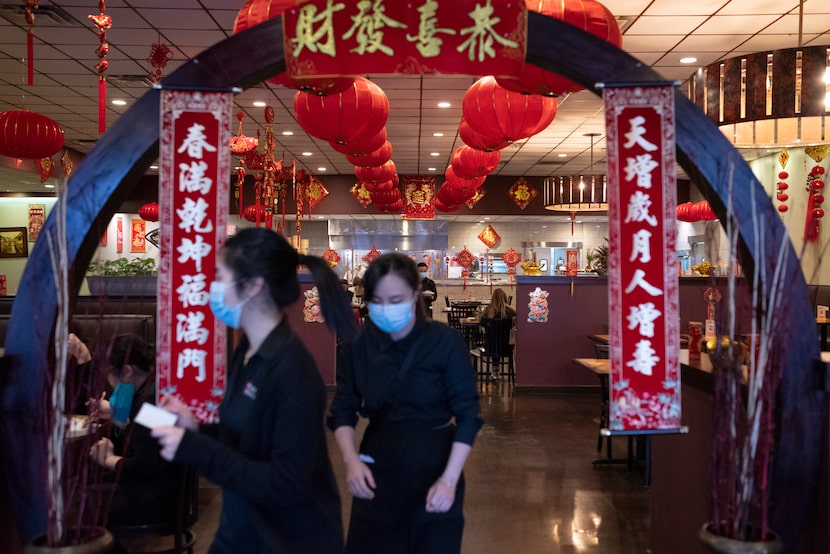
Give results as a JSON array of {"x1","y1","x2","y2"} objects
[{"x1": 0, "y1": 227, "x2": 29, "y2": 258}]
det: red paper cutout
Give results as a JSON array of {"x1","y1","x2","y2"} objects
[{"x1": 507, "y1": 177, "x2": 537, "y2": 210}]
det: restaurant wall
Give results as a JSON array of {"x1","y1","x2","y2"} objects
[
  {"x1": 0, "y1": 197, "x2": 57, "y2": 295},
  {"x1": 750, "y1": 149, "x2": 830, "y2": 285}
]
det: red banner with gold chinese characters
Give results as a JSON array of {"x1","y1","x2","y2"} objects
[
  {"x1": 283, "y1": 0, "x2": 526, "y2": 79},
  {"x1": 605, "y1": 84, "x2": 680, "y2": 432},
  {"x1": 402, "y1": 175, "x2": 435, "y2": 219},
  {"x1": 158, "y1": 90, "x2": 231, "y2": 423}
]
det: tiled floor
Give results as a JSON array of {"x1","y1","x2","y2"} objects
[{"x1": 190, "y1": 385, "x2": 651, "y2": 553}]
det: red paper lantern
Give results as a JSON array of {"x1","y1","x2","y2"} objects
[
  {"x1": 462, "y1": 76, "x2": 559, "y2": 143},
  {"x1": 497, "y1": 0, "x2": 621, "y2": 96},
  {"x1": 451, "y1": 146, "x2": 501, "y2": 179},
  {"x1": 435, "y1": 197, "x2": 461, "y2": 212},
  {"x1": 232, "y1": 0, "x2": 354, "y2": 95},
  {"x1": 363, "y1": 175, "x2": 399, "y2": 193},
  {"x1": 0, "y1": 110, "x2": 64, "y2": 160},
  {"x1": 458, "y1": 119, "x2": 511, "y2": 152},
  {"x1": 355, "y1": 160, "x2": 397, "y2": 184},
  {"x1": 438, "y1": 184, "x2": 476, "y2": 204},
  {"x1": 330, "y1": 128, "x2": 387, "y2": 156},
  {"x1": 370, "y1": 188, "x2": 401, "y2": 205},
  {"x1": 346, "y1": 141, "x2": 393, "y2": 168},
  {"x1": 242, "y1": 204, "x2": 266, "y2": 223},
  {"x1": 138, "y1": 202, "x2": 159, "y2": 222},
  {"x1": 675, "y1": 202, "x2": 694, "y2": 222},
  {"x1": 444, "y1": 166, "x2": 486, "y2": 189},
  {"x1": 375, "y1": 199, "x2": 403, "y2": 213},
  {"x1": 294, "y1": 77, "x2": 389, "y2": 144}
]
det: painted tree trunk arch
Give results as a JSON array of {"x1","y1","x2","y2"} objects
[{"x1": 2, "y1": 11, "x2": 823, "y2": 549}]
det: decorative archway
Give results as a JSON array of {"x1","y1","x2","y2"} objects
[{"x1": 3, "y1": 12, "x2": 823, "y2": 548}]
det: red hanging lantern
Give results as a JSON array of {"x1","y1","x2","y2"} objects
[
  {"x1": 375, "y1": 199, "x2": 403, "y2": 213},
  {"x1": 435, "y1": 197, "x2": 461, "y2": 212},
  {"x1": 444, "y1": 166, "x2": 486, "y2": 189},
  {"x1": 330, "y1": 128, "x2": 387, "y2": 156},
  {"x1": 459, "y1": 119, "x2": 511, "y2": 152},
  {"x1": 462, "y1": 76, "x2": 559, "y2": 143},
  {"x1": 497, "y1": 0, "x2": 621, "y2": 96},
  {"x1": 355, "y1": 160, "x2": 397, "y2": 184},
  {"x1": 346, "y1": 141, "x2": 393, "y2": 168},
  {"x1": 138, "y1": 202, "x2": 160, "y2": 222},
  {"x1": 675, "y1": 202, "x2": 694, "y2": 222},
  {"x1": 294, "y1": 77, "x2": 389, "y2": 144},
  {"x1": 451, "y1": 146, "x2": 501, "y2": 179},
  {"x1": 232, "y1": 0, "x2": 354, "y2": 95},
  {"x1": 242, "y1": 203, "x2": 266, "y2": 223},
  {"x1": 370, "y1": 188, "x2": 401, "y2": 205},
  {"x1": 0, "y1": 110, "x2": 64, "y2": 159},
  {"x1": 363, "y1": 175, "x2": 399, "y2": 193}
]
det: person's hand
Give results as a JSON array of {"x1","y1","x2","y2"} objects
[
  {"x1": 159, "y1": 395, "x2": 198, "y2": 431},
  {"x1": 89, "y1": 438, "x2": 116, "y2": 469},
  {"x1": 86, "y1": 394, "x2": 112, "y2": 421},
  {"x1": 68, "y1": 333, "x2": 91, "y2": 364},
  {"x1": 344, "y1": 458, "x2": 376, "y2": 500},
  {"x1": 425, "y1": 478, "x2": 456, "y2": 513},
  {"x1": 151, "y1": 426, "x2": 185, "y2": 461}
]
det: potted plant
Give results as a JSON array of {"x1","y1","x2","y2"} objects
[
  {"x1": 86, "y1": 257, "x2": 157, "y2": 296},
  {"x1": 590, "y1": 239, "x2": 609, "y2": 276}
]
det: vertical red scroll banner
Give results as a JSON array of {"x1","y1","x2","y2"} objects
[
  {"x1": 605, "y1": 85, "x2": 680, "y2": 432},
  {"x1": 116, "y1": 216, "x2": 123, "y2": 253},
  {"x1": 565, "y1": 249, "x2": 578, "y2": 276},
  {"x1": 283, "y1": 0, "x2": 526, "y2": 79},
  {"x1": 402, "y1": 175, "x2": 435, "y2": 220},
  {"x1": 130, "y1": 219, "x2": 146, "y2": 253},
  {"x1": 158, "y1": 90, "x2": 232, "y2": 423}
]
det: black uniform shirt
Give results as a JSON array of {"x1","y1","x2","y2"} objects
[{"x1": 328, "y1": 318, "x2": 483, "y2": 446}]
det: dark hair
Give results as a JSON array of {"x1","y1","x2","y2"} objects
[
  {"x1": 363, "y1": 253, "x2": 427, "y2": 318},
  {"x1": 108, "y1": 334, "x2": 154, "y2": 376},
  {"x1": 416, "y1": 262, "x2": 428, "y2": 270},
  {"x1": 221, "y1": 227, "x2": 356, "y2": 339}
]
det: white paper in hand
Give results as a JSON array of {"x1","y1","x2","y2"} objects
[{"x1": 134, "y1": 402, "x2": 178, "y2": 429}]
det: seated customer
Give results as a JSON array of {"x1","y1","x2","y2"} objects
[
  {"x1": 88, "y1": 334, "x2": 179, "y2": 526},
  {"x1": 480, "y1": 288, "x2": 516, "y2": 381}
]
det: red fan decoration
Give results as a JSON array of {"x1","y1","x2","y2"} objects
[
  {"x1": 139, "y1": 202, "x2": 160, "y2": 222},
  {"x1": 362, "y1": 246, "x2": 383, "y2": 265},
  {"x1": 88, "y1": 1, "x2": 112, "y2": 134}
]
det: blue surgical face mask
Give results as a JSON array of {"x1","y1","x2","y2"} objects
[
  {"x1": 109, "y1": 382, "x2": 134, "y2": 426},
  {"x1": 209, "y1": 281, "x2": 248, "y2": 329},
  {"x1": 419, "y1": 272, "x2": 428, "y2": 280},
  {"x1": 368, "y1": 301, "x2": 414, "y2": 334}
]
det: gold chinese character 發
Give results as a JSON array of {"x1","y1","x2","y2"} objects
[
  {"x1": 457, "y1": 0, "x2": 518, "y2": 62},
  {"x1": 292, "y1": 0, "x2": 347, "y2": 58},
  {"x1": 342, "y1": 0, "x2": 406, "y2": 56},
  {"x1": 406, "y1": 0, "x2": 456, "y2": 58}
]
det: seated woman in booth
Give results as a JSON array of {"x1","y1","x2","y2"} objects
[{"x1": 479, "y1": 288, "x2": 517, "y2": 381}]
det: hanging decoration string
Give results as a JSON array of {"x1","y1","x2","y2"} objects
[
  {"x1": 88, "y1": 1, "x2": 112, "y2": 134},
  {"x1": 24, "y1": 0, "x2": 38, "y2": 86},
  {"x1": 776, "y1": 149, "x2": 790, "y2": 213},
  {"x1": 803, "y1": 145, "x2": 828, "y2": 243},
  {"x1": 147, "y1": 33, "x2": 173, "y2": 84}
]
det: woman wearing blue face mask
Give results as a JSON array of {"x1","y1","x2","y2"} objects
[
  {"x1": 328, "y1": 253, "x2": 482, "y2": 554},
  {"x1": 151, "y1": 227, "x2": 356, "y2": 554}
]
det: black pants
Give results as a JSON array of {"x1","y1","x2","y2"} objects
[{"x1": 346, "y1": 420, "x2": 464, "y2": 554}]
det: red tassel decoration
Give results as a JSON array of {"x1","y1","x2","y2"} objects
[
  {"x1": 27, "y1": 30, "x2": 34, "y2": 86},
  {"x1": 98, "y1": 77, "x2": 106, "y2": 134}
]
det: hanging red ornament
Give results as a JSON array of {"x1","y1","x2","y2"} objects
[
  {"x1": 0, "y1": 110, "x2": 64, "y2": 159},
  {"x1": 88, "y1": 1, "x2": 112, "y2": 134},
  {"x1": 35, "y1": 157, "x2": 54, "y2": 183},
  {"x1": 60, "y1": 149, "x2": 73, "y2": 177},
  {"x1": 435, "y1": 197, "x2": 461, "y2": 212},
  {"x1": 803, "y1": 146, "x2": 829, "y2": 243},
  {"x1": 139, "y1": 202, "x2": 160, "y2": 222},
  {"x1": 451, "y1": 146, "x2": 501, "y2": 179},
  {"x1": 243, "y1": 204, "x2": 266, "y2": 223},
  {"x1": 458, "y1": 119, "x2": 511, "y2": 152},
  {"x1": 331, "y1": 128, "x2": 388, "y2": 157},
  {"x1": 350, "y1": 182, "x2": 373, "y2": 207},
  {"x1": 321, "y1": 248, "x2": 341, "y2": 268},
  {"x1": 455, "y1": 246, "x2": 476, "y2": 290},
  {"x1": 147, "y1": 34, "x2": 173, "y2": 84},
  {"x1": 355, "y1": 160, "x2": 397, "y2": 185},
  {"x1": 346, "y1": 141, "x2": 393, "y2": 168},
  {"x1": 229, "y1": 112, "x2": 259, "y2": 154},
  {"x1": 502, "y1": 248, "x2": 522, "y2": 286},
  {"x1": 362, "y1": 246, "x2": 383, "y2": 265}
]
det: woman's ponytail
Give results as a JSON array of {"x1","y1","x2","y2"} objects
[{"x1": 299, "y1": 254, "x2": 357, "y2": 341}]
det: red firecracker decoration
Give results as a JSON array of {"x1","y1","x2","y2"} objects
[
  {"x1": 88, "y1": 1, "x2": 112, "y2": 134},
  {"x1": 139, "y1": 202, "x2": 160, "y2": 222},
  {"x1": 776, "y1": 149, "x2": 790, "y2": 213},
  {"x1": 147, "y1": 34, "x2": 173, "y2": 84},
  {"x1": 0, "y1": 110, "x2": 64, "y2": 159},
  {"x1": 803, "y1": 145, "x2": 829, "y2": 243}
]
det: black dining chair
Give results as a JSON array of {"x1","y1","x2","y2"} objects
[
  {"x1": 477, "y1": 317, "x2": 515, "y2": 383},
  {"x1": 109, "y1": 464, "x2": 199, "y2": 554}
]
